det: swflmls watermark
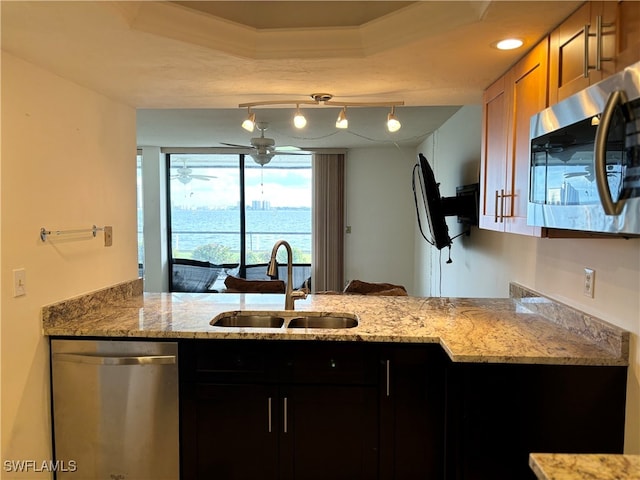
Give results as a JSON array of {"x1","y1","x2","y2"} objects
[{"x1": 3, "y1": 459, "x2": 77, "y2": 473}]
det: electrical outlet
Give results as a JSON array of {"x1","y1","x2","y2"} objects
[
  {"x1": 583, "y1": 268, "x2": 595, "y2": 298},
  {"x1": 13, "y1": 268, "x2": 26, "y2": 297}
]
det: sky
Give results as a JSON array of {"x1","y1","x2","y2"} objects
[{"x1": 141, "y1": 154, "x2": 313, "y2": 209}]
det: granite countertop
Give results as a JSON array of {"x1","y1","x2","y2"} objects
[
  {"x1": 529, "y1": 453, "x2": 640, "y2": 479},
  {"x1": 41, "y1": 280, "x2": 629, "y2": 366}
]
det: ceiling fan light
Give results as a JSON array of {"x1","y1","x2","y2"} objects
[
  {"x1": 293, "y1": 106, "x2": 307, "y2": 129},
  {"x1": 242, "y1": 111, "x2": 256, "y2": 132},
  {"x1": 387, "y1": 108, "x2": 401, "y2": 132},
  {"x1": 250, "y1": 152, "x2": 275, "y2": 166},
  {"x1": 335, "y1": 107, "x2": 348, "y2": 129}
]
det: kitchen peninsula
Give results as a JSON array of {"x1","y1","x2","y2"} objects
[{"x1": 43, "y1": 280, "x2": 630, "y2": 479}]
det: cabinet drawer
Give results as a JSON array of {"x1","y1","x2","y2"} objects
[
  {"x1": 192, "y1": 340, "x2": 278, "y2": 382},
  {"x1": 281, "y1": 343, "x2": 377, "y2": 385}
]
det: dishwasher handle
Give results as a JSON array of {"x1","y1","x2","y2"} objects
[{"x1": 53, "y1": 352, "x2": 176, "y2": 366}]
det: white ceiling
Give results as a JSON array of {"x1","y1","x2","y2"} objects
[{"x1": 2, "y1": 1, "x2": 582, "y2": 149}]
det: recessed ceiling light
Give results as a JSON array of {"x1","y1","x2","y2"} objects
[{"x1": 494, "y1": 38, "x2": 524, "y2": 50}]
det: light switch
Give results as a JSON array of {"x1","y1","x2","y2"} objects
[{"x1": 13, "y1": 268, "x2": 26, "y2": 297}]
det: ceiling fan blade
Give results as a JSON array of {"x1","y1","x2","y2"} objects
[
  {"x1": 274, "y1": 149, "x2": 313, "y2": 155},
  {"x1": 275, "y1": 145, "x2": 302, "y2": 151},
  {"x1": 220, "y1": 142, "x2": 252, "y2": 148},
  {"x1": 190, "y1": 175, "x2": 215, "y2": 180}
]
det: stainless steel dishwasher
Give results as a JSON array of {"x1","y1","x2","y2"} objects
[{"x1": 51, "y1": 339, "x2": 179, "y2": 480}]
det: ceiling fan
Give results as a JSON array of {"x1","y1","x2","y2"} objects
[
  {"x1": 564, "y1": 164, "x2": 618, "y2": 183},
  {"x1": 221, "y1": 122, "x2": 310, "y2": 165},
  {"x1": 170, "y1": 160, "x2": 217, "y2": 184}
]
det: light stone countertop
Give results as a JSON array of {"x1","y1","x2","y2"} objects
[
  {"x1": 529, "y1": 453, "x2": 640, "y2": 479},
  {"x1": 41, "y1": 280, "x2": 629, "y2": 366}
]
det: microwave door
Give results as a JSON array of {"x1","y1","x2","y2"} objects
[{"x1": 530, "y1": 117, "x2": 625, "y2": 208}]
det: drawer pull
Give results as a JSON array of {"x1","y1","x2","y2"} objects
[{"x1": 283, "y1": 397, "x2": 288, "y2": 434}]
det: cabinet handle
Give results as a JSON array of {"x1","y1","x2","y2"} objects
[
  {"x1": 595, "y1": 16, "x2": 614, "y2": 71},
  {"x1": 499, "y1": 189, "x2": 505, "y2": 222},
  {"x1": 386, "y1": 360, "x2": 391, "y2": 397},
  {"x1": 53, "y1": 352, "x2": 176, "y2": 366},
  {"x1": 494, "y1": 190, "x2": 500, "y2": 223},
  {"x1": 283, "y1": 397, "x2": 288, "y2": 434},
  {"x1": 268, "y1": 397, "x2": 272, "y2": 433},
  {"x1": 584, "y1": 16, "x2": 614, "y2": 77},
  {"x1": 583, "y1": 23, "x2": 591, "y2": 78}
]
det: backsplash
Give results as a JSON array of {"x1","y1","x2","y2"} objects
[
  {"x1": 510, "y1": 282, "x2": 628, "y2": 359},
  {"x1": 42, "y1": 278, "x2": 143, "y2": 326}
]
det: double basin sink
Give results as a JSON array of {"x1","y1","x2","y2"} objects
[{"x1": 211, "y1": 311, "x2": 358, "y2": 329}]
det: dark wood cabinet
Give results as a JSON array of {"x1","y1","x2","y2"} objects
[
  {"x1": 280, "y1": 384, "x2": 378, "y2": 480},
  {"x1": 444, "y1": 362, "x2": 627, "y2": 480},
  {"x1": 185, "y1": 382, "x2": 280, "y2": 479},
  {"x1": 378, "y1": 344, "x2": 446, "y2": 480},
  {"x1": 180, "y1": 340, "x2": 380, "y2": 480},
  {"x1": 180, "y1": 339, "x2": 626, "y2": 480}
]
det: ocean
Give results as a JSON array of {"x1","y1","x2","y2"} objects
[{"x1": 168, "y1": 207, "x2": 312, "y2": 257}]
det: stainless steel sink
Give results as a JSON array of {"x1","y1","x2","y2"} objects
[
  {"x1": 211, "y1": 313, "x2": 285, "y2": 328},
  {"x1": 211, "y1": 311, "x2": 358, "y2": 329},
  {"x1": 286, "y1": 315, "x2": 358, "y2": 329}
]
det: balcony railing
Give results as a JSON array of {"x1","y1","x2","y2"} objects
[{"x1": 170, "y1": 230, "x2": 311, "y2": 261}]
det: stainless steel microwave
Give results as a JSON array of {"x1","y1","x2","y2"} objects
[{"x1": 528, "y1": 61, "x2": 640, "y2": 235}]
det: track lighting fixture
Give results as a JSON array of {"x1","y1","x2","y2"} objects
[
  {"x1": 335, "y1": 107, "x2": 348, "y2": 129},
  {"x1": 241, "y1": 109, "x2": 256, "y2": 132},
  {"x1": 238, "y1": 93, "x2": 403, "y2": 133},
  {"x1": 293, "y1": 105, "x2": 307, "y2": 129},
  {"x1": 386, "y1": 106, "x2": 401, "y2": 132}
]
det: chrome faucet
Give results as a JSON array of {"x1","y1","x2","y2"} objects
[{"x1": 267, "y1": 240, "x2": 307, "y2": 310}]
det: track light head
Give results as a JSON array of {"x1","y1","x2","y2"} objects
[
  {"x1": 242, "y1": 110, "x2": 256, "y2": 132},
  {"x1": 335, "y1": 107, "x2": 348, "y2": 129},
  {"x1": 386, "y1": 106, "x2": 401, "y2": 132},
  {"x1": 293, "y1": 105, "x2": 307, "y2": 129}
]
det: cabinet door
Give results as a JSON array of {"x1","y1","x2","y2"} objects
[
  {"x1": 445, "y1": 363, "x2": 627, "y2": 480},
  {"x1": 379, "y1": 345, "x2": 446, "y2": 480},
  {"x1": 504, "y1": 39, "x2": 546, "y2": 236},
  {"x1": 616, "y1": 0, "x2": 640, "y2": 70},
  {"x1": 279, "y1": 385, "x2": 379, "y2": 480},
  {"x1": 183, "y1": 383, "x2": 279, "y2": 480},
  {"x1": 479, "y1": 75, "x2": 509, "y2": 232},
  {"x1": 549, "y1": 2, "x2": 618, "y2": 104}
]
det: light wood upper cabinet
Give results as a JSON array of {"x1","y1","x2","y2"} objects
[
  {"x1": 479, "y1": 76, "x2": 508, "y2": 230},
  {"x1": 549, "y1": 1, "x2": 638, "y2": 104},
  {"x1": 615, "y1": 0, "x2": 640, "y2": 71},
  {"x1": 479, "y1": 40, "x2": 547, "y2": 236}
]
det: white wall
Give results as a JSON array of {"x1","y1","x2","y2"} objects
[
  {"x1": 416, "y1": 105, "x2": 640, "y2": 453},
  {"x1": 1, "y1": 53, "x2": 138, "y2": 477},
  {"x1": 344, "y1": 147, "x2": 418, "y2": 294},
  {"x1": 140, "y1": 147, "x2": 169, "y2": 292}
]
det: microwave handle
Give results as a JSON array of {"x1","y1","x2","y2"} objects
[{"x1": 594, "y1": 89, "x2": 628, "y2": 216}]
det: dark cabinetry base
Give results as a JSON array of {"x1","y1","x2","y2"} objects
[{"x1": 445, "y1": 363, "x2": 627, "y2": 479}]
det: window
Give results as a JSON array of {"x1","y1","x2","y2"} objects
[{"x1": 167, "y1": 153, "x2": 312, "y2": 291}]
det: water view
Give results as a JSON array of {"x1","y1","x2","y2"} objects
[{"x1": 170, "y1": 207, "x2": 312, "y2": 263}]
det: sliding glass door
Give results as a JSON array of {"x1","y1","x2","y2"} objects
[{"x1": 167, "y1": 153, "x2": 312, "y2": 291}]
